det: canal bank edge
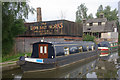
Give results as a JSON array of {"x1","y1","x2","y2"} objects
[
  {"x1": 1, "y1": 61, "x2": 20, "y2": 71},
  {"x1": 1, "y1": 54, "x2": 99, "y2": 72}
]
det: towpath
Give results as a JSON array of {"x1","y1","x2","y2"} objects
[{"x1": 0, "y1": 61, "x2": 19, "y2": 71}]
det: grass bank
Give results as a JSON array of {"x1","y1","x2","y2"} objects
[{"x1": 2, "y1": 53, "x2": 31, "y2": 62}]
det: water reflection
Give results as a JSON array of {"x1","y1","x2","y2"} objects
[
  {"x1": 59, "y1": 59, "x2": 97, "y2": 78},
  {"x1": 2, "y1": 68, "x2": 23, "y2": 79},
  {"x1": 22, "y1": 57, "x2": 98, "y2": 78},
  {"x1": 86, "y1": 72, "x2": 97, "y2": 78},
  {"x1": 2, "y1": 51, "x2": 120, "y2": 79},
  {"x1": 88, "y1": 51, "x2": 119, "y2": 78}
]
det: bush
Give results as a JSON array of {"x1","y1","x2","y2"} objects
[{"x1": 83, "y1": 34, "x2": 95, "y2": 42}]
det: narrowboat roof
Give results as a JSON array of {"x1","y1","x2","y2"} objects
[
  {"x1": 100, "y1": 41, "x2": 118, "y2": 44},
  {"x1": 99, "y1": 41, "x2": 110, "y2": 45},
  {"x1": 109, "y1": 41, "x2": 118, "y2": 43},
  {"x1": 33, "y1": 41, "x2": 95, "y2": 45}
]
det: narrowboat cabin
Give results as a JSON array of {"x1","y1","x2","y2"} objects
[
  {"x1": 98, "y1": 41, "x2": 118, "y2": 54},
  {"x1": 17, "y1": 41, "x2": 98, "y2": 72}
]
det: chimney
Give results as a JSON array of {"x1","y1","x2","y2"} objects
[
  {"x1": 99, "y1": 13, "x2": 104, "y2": 18},
  {"x1": 82, "y1": 19, "x2": 86, "y2": 24},
  {"x1": 82, "y1": 19, "x2": 86, "y2": 26},
  {"x1": 37, "y1": 7, "x2": 42, "y2": 22}
]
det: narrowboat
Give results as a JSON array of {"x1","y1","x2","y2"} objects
[
  {"x1": 98, "y1": 41, "x2": 118, "y2": 56},
  {"x1": 17, "y1": 41, "x2": 98, "y2": 72},
  {"x1": 99, "y1": 52, "x2": 110, "y2": 57}
]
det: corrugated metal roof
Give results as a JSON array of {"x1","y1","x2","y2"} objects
[{"x1": 87, "y1": 18, "x2": 107, "y2": 23}]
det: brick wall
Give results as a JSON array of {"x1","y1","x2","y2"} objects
[{"x1": 15, "y1": 37, "x2": 65, "y2": 53}]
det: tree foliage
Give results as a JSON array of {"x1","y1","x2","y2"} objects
[
  {"x1": 83, "y1": 34, "x2": 95, "y2": 42},
  {"x1": 2, "y1": 2, "x2": 35, "y2": 56},
  {"x1": 88, "y1": 13, "x2": 94, "y2": 19},
  {"x1": 96, "y1": 5, "x2": 104, "y2": 18},
  {"x1": 75, "y1": 3, "x2": 94, "y2": 23},
  {"x1": 75, "y1": 3, "x2": 88, "y2": 23},
  {"x1": 96, "y1": 5, "x2": 118, "y2": 21}
]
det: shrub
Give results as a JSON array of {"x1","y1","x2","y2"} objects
[{"x1": 83, "y1": 34, "x2": 95, "y2": 42}]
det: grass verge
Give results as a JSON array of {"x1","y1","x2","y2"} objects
[{"x1": 2, "y1": 53, "x2": 31, "y2": 62}]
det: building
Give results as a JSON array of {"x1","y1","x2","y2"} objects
[
  {"x1": 83, "y1": 13, "x2": 118, "y2": 41},
  {"x1": 15, "y1": 7, "x2": 83, "y2": 53},
  {"x1": 19, "y1": 7, "x2": 83, "y2": 38},
  {"x1": 22, "y1": 20, "x2": 82, "y2": 37}
]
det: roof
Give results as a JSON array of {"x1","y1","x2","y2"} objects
[
  {"x1": 86, "y1": 18, "x2": 107, "y2": 23},
  {"x1": 83, "y1": 25, "x2": 105, "y2": 32},
  {"x1": 104, "y1": 21, "x2": 114, "y2": 32},
  {"x1": 24, "y1": 19, "x2": 75, "y2": 24},
  {"x1": 33, "y1": 41, "x2": 95, "y2": 45},
  {"x1": 83, "y1": 18, "x2": 117, "y2": 32}
]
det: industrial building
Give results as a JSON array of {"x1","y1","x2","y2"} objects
[
  {"x1": 15, "y1": 7, "x2": 83, "y2": 53},
  {"x1": 19, "y1": 7, "x2": 83, "y2": 39},
  {"x1": 22, "y1": 20, "x2": 82, "y2": 37}
]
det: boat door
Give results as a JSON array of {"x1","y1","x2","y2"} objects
[{"x1": 39, "y1": 44, "x2": 48, "y2": 58}]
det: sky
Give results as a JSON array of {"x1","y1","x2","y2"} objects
[{"x1": 26, "y1": 0, "x2": 120, "y2": 22}]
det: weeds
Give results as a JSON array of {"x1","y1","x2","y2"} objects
[{"x1": 2, "y1": 53, "x2": 31, "y2": 62}]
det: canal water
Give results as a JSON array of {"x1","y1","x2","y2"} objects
[{"x1": 2, "y1": 50, "x2": 120, "y2": 79}]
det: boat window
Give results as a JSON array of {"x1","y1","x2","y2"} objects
[
  {"x1": 111, "y1": 44, "x2": 113, "y2": 46},
  {"x1": 112, "y1": 43, "x2": 114, "y2": 46},
  {"x1": 87, "y1": 46, "x2": 89, "y2": 51},
  {"x1": 64, "y1": 47, "x2": 69, "y2": 55},
  {"x1": 40, "y1": 46, "x2": 43, "y2": 53},
  {"x1": 70, "y1": 47, "x2": 78, "y2": 54},
  {"x1": 98, "y1": 44, "x2": 100, "y2": 47},
  {"x1": 78, "y1": 46, "x2": 83, "y2": 52},
  {"x1": 114, "y1": 43, "x2": 116, "y2": 46},
  {"x1": 103, "y1": 44, "x2": 108, "y2": 47},
  {"x1": 91, "y1": 45, "x2": 94, "y2": 51},
  {"x1": 82, "y1": 46, "x2": 87, "y2": 52},
  {"x1": 44, "y1": 46, "x2": 47, "y2": 53},
  {"x1": 99, "y1": 43, "x2": 108, "y2": 47},
  {"x1": 55, "y1": 46, "x2": 64, "y2": 56}
]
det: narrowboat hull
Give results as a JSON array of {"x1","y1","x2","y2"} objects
[
  {"x1": 98, "y1": 41, "x2": 118, "y2": 55},
  {"x1": 17, "y1": 50, "x2": 98, "y2": 72},
  {"x1": 99, "y1": 52, "x2": 110, "y2": 57},
  {"x1": 98, "y1": 47, "x2": 118, "y2": 52},
  {"x1": 98, "y1": 47, "x2": 118, "y2": 57}
]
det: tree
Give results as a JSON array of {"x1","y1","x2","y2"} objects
[
  {"x1": 75, "y1": 3, "x2": 94, "y2": 23},
  {"x1": 2, "y1": 2, "x2": 35, "y2": 56},
  {"x1": 88, "y1": 13, "x2": 94, "y2": 19},
  {"x1": 96, "y1": 5, "x2": 118, "y2": 21},
  {"x1": 96, "y1": 5, "x2": 104, "y2": 18},
  {"x1": 75, "y1": 3, "x2": 88, "y2": 23},
  {"x1": 83, "y1": 34, "x2": 95, "y2": 42},
  {"x1": 97, "y1": 5, "x2": 103, "y2": 12}
]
